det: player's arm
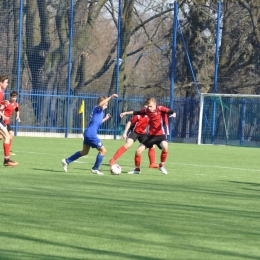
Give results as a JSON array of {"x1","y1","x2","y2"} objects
[
  {"x1": 0, "y1": 103, "x2": 9, "y2": 120},
  {"x1": 122, "y1": 121, "x2": 131, "y2": 140},
  {"x1": 98, "y1": 94, "x2": 118, "y2": 108},
  {"x1": 15, "y1": 105, "x2": 21, "y2": 122},
  {"x1": 160, "y1": 106, "x2": 176, "y2": 118},
  {"x1": 102, "y1": 114, "x2": 111, "y2": 123},
  {"x1": 120, "y1": 111, "x2": 134, "y2": 118}
]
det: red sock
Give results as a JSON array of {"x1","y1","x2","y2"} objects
[
  {"x1": 135, "y1": 154, "x2": 141, "y2": 167},
  {"x1": 160, "y1": 151, "x2": 168, "y2": 166},
  {"x1": 113, "y1": 146, "x2": 127, "y2": 160},
  {"x1": 148, "y1": 147, "x2": 156, "y2": 164},
  {"x1": 3, "y1": 143, "x2": 10, "y2": 158}
]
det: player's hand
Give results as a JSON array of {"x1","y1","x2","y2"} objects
[
  {"x1": 120, "y1": 112, "x2": 125, "y2": 118},
  {"x1": 16, "y1": 118, "x2": 21, "y2": 122},
  {"x1": 169, "y1": 112, "x2": 176, "y2": 118},
  {"x1": 106, "y1": 114, "x2": 111, "y2": 119},
  {"x1": 122, "y1": 133, "x2": 127, "y2": 140},
  {"x1": 111, "y1": 94, "x2": 118, "y2": 98}
]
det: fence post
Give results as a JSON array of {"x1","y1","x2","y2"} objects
[
  {"x1": 66, "y1": 0, "x2": 74, "y2": 138},
  {"x1": 15, "y1": 0, "x2": 24, "y2": 137},
  {"x1": 114, "y1": 0, "x2": 122, "y2": 140},
  {"x1": 169, "y1": 1, "x2": 178, "y2": 142},
  {"x1": 211, "y1": 1, "x2": 222, "y2": 144}
]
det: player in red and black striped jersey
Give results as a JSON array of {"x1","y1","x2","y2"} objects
[
  {"x1": 109, "y1": 104, "x2": 159, "y2": 169},
  {"x1": 0, "y1": 76, "x2": 18, "y2": 167},
  {"x1": 120, "y1": 98, "x2": 176, "y2": 175}
]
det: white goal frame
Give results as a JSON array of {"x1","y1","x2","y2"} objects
[{"x1": 198, "y1": 93, "x2": 260, "y2": 145}]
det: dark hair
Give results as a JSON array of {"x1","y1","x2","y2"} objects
[
  {"x1": 97, "y1": 96, "x2": 107, "y2": 104},
  {"x1": 10, "y1": 90, "x2": 18, "y2": 97},
  {"x1": 0, "y1": 75, "x2": 8, "y2": 83}
]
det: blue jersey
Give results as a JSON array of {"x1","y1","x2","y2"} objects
[{"x1": 85, "y1": 106, "x2": 104, "y2": 136}]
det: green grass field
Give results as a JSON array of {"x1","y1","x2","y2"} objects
[{"x1": 0, "y1": 137, "x2": 260, "y2": 260}]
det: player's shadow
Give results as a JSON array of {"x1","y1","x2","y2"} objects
[{"x1": 32, "y1": 168, "x2": 64, "y2": 173}]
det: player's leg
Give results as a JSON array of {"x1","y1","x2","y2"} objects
[
  {"x1": 8, "y1": 125, "x2": 15, "y2": 155},
  {"x1": 128, "y1": 143, "x2": 146, "y2": 174},
  {"x1": 92, "y1": 145, "x2": 106, "y2": 175},
  {"x1": 109, "y1": 137, "x2": 135, "y2": 166},
  {"x1": 137, "y1": 134, "x2": 158, "y2": 168},
  {"x1": 0, "y1": 124, "x2": 18, "y2": 166},
  {"x1": 158, "y1": 140, "x2": 168, "y2": 175},
  {"x1": 148, "y1": 145, "x2": 159, "y2": 168},
  {"x1": 61, "y1": 139, "x2": 91, "y2": 172}
]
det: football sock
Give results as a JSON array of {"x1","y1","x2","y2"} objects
[
  {"x1": 148, "y1": 147, "x2": 156, "y2": 164},
  {"x1": 135, "y1": 154, "x2": 141, "y2": 167},
  {"x1": 93, "y1": 154, "x2": 104, "y2": 170},
  {"x1": 113, "y1": 146, "x2": 127, "y2": 160},
  {"x1": 159, "y1": 151, "x2": 168, "y2": 166},
  {"x1": 3, "y1": 143, "x2": 10, "y2": 159},
  {"x1": 66, "y1": 151, "x2": 81, "y2": 164}
]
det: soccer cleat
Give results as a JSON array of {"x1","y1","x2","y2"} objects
[
  {"x1": 159, "y1": 166, "x2": 168, "y2": 175},
  {"x1": 61, "y1": 159, "x2": 68, "y2": 172},
  {"x1": 109, "y1": 158, "x2": 116, "y2": 166},
  {"x1": 127, "y1": 168, "x2": 140, "y2": 174},
  {"x1": 3, "y1": 159, "x2": 18, "y2": 167},
  {"x1": 91, "y1": 169, "x2": 104, "y2": 175},
  {"x1": 149, "y1": 163, "x2": 159, "y2": 168}
]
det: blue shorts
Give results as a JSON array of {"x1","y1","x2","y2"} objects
[{"x1": 83, "y1": 134, "x2": 103, "y2": 149}]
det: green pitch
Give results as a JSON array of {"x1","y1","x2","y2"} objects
[{"x1": 0, "y1": 137, "x2": 260, "y2": 260}]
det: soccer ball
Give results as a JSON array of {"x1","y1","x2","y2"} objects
[{"x1": 110, "y1": 164, "x2": 121, "y2": 175}]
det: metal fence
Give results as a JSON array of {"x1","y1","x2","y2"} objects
[{"x1": 9, "y1": 90, "x2": 200, "y2": 140}]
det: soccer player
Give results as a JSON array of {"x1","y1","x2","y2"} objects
[
  {"x1": 109, "y1": 102, "x2": 159, "y2": 169},
  {"x1": 62, "y1": 94, "x2": 118, "y2": 174},
  {"x1": 0, "y1": 90, "x2": 21, "y2": 154},
  {"x1": 120, "y1": 97, "x2": 176, "y2": 175},
  {"x1": 0, "y1": 75, "x2": 18, "y2": 166}
]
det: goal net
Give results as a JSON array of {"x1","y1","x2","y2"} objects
[{"x1": 198, "y1": 93, "x2": 260, "y2": 147}]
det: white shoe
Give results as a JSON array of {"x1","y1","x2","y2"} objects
[
  {"x1": 127, "y1": 168, "x2": 140, "y2": 174},
  {"x1": 61, "y1": 159, "x2": 68, "y2": 172},
  {"x1": 92, "y1": 169, "x2": 104, "y2": 175},
  {"x1": 159, "y1": 166, "x2": 168, "y2": 175}
]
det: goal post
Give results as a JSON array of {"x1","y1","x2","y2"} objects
[{"x1": 198, "y1": 93, "x2": 260, "y2": 147}]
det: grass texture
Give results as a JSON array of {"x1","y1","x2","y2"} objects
[{"x1": 0, "y1": 137, "x2": 260, "y2": 260}]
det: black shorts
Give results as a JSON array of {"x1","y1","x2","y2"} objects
[
  {"x1": 127, "y1": 130, "x2": 148, "y2": 143},
  {"x1": 142, "y1": 135, "x2": 167, "y2": 149},
  {"x1": 6, "y1": 124, "x2": 12, "y2": 132}
]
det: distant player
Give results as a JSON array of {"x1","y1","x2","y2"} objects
[
  {"x1": 62, "y1": 94, "x2": 118, "y2": 174},
  {"x1": 120, "y1": 97, "x2": 176, "y2": 175},
  {"x1": 0, "y1": 90, "x2": 21, "y2": 155},
  {"x1": 0, "y1": 75, "x2": 18, "y2": 166},
  {"x1": 109, "y1": 102, "x2": 159, "y2": 169}
]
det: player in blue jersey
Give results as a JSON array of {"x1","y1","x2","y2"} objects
[{"x1": 61, "y1": 94, "x2": 118, "y2": 174}]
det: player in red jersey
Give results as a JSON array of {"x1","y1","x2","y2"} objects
[
  {"x1": 109, "y1": 103, "x2": 159, "y2": 169},
  {"x1": 0, "y1": 76, "x2": 18, "y2": 166},
  {"x1": 120, "y1": 97, "x2": 176, "y2": 175},
  {"x1": 0, "y1": 90, "x2": 20, "y2": 153}
]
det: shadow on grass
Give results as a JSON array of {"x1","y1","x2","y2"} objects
[{"x1": 0, "y1": 232, "x2": 162, "y2": 260}]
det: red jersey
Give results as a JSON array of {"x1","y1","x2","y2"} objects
[
  {"x1": 136, "y1": 106, "x2": 170, "y2": 136},
  {"x1": 0, "y1": 89, "x2": 4, "y2": 102},
  {"x1": 130, "y1": 115, "x2": 149, "y2": 135},
  {"x1": 0, "y1": 100, "x2": 19, "y2": 124}
]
